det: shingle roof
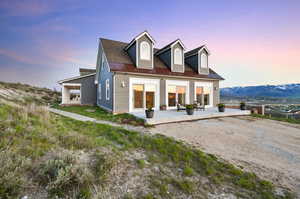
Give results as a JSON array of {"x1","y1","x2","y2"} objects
[
  {"x1": 79, "y1": 68, "x2": 96, "y2": 73},
  {"x1": 184, "y1": 45, "x2": 205, "y2": 57},
  {"x1": 100, "y1": 38, "x2": 224, "y2": 80}
]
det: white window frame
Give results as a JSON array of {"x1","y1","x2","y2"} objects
[
  {"x1": 165, "y1": 80, "x2": 189, "y2": 109},
  {"x1": 200, "y1": 52, "x2": 208, "y2": 68},
  {"x1": 106, "y1": 79, "x2": 110, "y2": 100},
  {"x1": 98, "y1": 83, "x2": 101, "y2": 100},
  {"x1": 129, "y1": 77, "x2": 160, "y2": 112},
  {"x1": 140, "y1": 41, "x2": 151, "y2": 60},
  {"x1": 194, "y1": 82, "x2": 213, "y2": 108},
  {"x1": 174, "y1": 48, "x2": 183, "y2": 65}
]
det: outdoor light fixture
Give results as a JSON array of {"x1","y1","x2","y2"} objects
[{"x1": 121, "y1": 81, "x2": 126, "y2": 88}]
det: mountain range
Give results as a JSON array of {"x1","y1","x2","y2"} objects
[{"x1": 221, "y1": 83, "x2": 300, "y2": 98}]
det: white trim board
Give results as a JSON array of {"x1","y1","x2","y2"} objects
[{"x1": 58, "y1": 73, "x2": 96, "y2": 84}]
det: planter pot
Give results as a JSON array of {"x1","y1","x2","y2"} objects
[
  {"x1": 240, "y1": 104, "x2": 246, "y2": 110},
  {"x1": 186, "y1": 108, "x2": 194, "y2": 115},
  {"x1": 218, "y1": 107, "x2": 225, "y2": 112},
  {"x1": 145, "y1": 110, "x2": 154, "y2": 118},
  {"x1": 160, "y1": 106, "x2": 166, "y2": 111}
]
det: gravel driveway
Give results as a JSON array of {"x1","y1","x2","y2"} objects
[{"x1": 150, "y1": 116, "x2": 300, "y2": 195}]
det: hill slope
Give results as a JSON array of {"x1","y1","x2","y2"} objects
[
  {"x1": 0, "y1": 82, "x2": 295, "y2": 198},
  {"x1": 221, "y1": 84, "x2": 300, "y2": 98}
]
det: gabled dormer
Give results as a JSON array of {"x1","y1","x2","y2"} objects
[
  {"x1": 124, "y1": 31, "x2": 155, "y2": 69},
  {"x1": 185, "y1": 45, "x2": 210, "y2": 75},
  {"x1": 155, "y1": 39, "x2": 185, "y2": 73}
]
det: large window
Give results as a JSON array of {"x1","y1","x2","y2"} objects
[
  {"x1": 133, "y1": 84, "x2": 144, "y2": 108},
  {"x1": 174, "y1": 48, "x2": 182, "y2": 65},
  {"x1": 201, "y1": 52, "x2": 208, "y2": 68},
  {"x1": 195, "y1": 86, "x2": 203, "y2": 105},
  {"x1": 133, "y1": 83, "x2": 156, "y2": 109},
  {"x1": 203, "y1": 87, "x2": 210, "y2": 105},
  {"x1": 140, "y1": 41, "x2": 151, "y2": 60},
  {"x1": 168, "y1": 85, "x2": 186, "y2": 106}
]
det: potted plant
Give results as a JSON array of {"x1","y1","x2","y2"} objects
[
  {"x1": 185, "y1": 104, "x2": 194, "y2": 115},
  {"x1": 240, "y1": 102, "x2": 246, "y2": 110},
  {"x1": 218, "y1": 103, "x2": 225, "y2": 112},
  {"x1": 160, "y1": 104, "x2": 167, "y2": 111},
  {"x1": 145, "y1": 106, "x2": 154, "y2": 118}
]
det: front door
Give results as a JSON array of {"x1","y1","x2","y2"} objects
[{"x1": 133, "y1": 83, "x2": 156, "y2": 111}]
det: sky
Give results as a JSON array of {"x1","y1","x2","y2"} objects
[{"x1": 0, "y1": 0, "x2": 300, "y2": 89}]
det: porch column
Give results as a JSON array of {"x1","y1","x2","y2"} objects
[{"x1": 62, "y1": 86, "x2": 70, "y2": 104}]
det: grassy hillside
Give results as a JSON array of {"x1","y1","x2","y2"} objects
[{"x1": 0, "y1": 82, "x2": 295, "y2": 198}]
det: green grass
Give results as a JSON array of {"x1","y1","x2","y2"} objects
[
  {"x1": 0, "y1": 102, "x2": 295, "y2": 198},
  {"x1": 52, "y1": 104, "x2": 148, "y2": 127},
  {"x1": 252, "y1": 114, "x2": 300, "y2": 125}
]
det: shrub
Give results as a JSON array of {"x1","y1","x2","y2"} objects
[
  {"x1": 217, "y1": 103, "x2": 225, "y2": 108},
  {"x1": 136, "y1": 159, "x2": 146, "y2": 169},
  {"x1": 91, "y1": 153, "x2": 115, "y2": 183},
  {"x1": 185, "y1": 104, "x2": 194, "y2": 109},
  {"x1": 37, "y1": 151, "x2": 93, "y2": 198},
  {"x1": 183, "y1": 166, "x2": 194, "y2": 176}
]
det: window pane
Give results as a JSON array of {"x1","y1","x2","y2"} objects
[
  {"x1": 178, "y1": 93, "x2": 186, "y2": 105},
  {"x1": 201, "y1": 53, "x2": 208, "y2": 68},
  {"x1": 176, "y1": 86, "x2": 186, "y2": 94},
  {"x1": 140, "y1": 41, "x2": 150, "y2": 60},
  {"x1": 168, "y1": 93, "x2": 176, "y2": 107},
  {"x1": 174, "y1": 48, "x2": 182, "y2": 65},
  {"x1": 204, "y1": 94, "x2": 209, "y2": 105},
  {"x1": 133, "y1": 84, "x2": 144, "y2": 108},
  {"x1": 146, "y1": 91, "x2": 155, "y2": 108}
]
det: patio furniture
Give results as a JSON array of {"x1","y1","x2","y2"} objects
[
  {"x1": 193, "y1": 102, "x2": 205, "y2": 111},
  {"x1": 177, "y1": 103, "x2": 186, "y2": 111}
]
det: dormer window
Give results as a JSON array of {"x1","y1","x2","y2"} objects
[
  {"x1": 174, "y1": 48, "x2": 183, "y2": 65},
  {"x1": 140, "y1": 41, "x2": 151, "y2": 60},
  {"x1": 200, "y1": 53, "x2": 208, "y2": 68}
]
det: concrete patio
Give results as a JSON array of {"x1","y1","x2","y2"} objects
[{"x1": 132, "y1": 108, "x2": 251, "y2": 125}]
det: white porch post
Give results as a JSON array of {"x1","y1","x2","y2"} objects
[{"x1": 62, "y1": 86, "x2": 70, "y2": 104}]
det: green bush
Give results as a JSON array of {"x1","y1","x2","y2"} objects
[{"x1": 183, "y1": 166, "x2": 194, "y2": 176}]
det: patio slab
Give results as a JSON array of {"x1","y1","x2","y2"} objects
[{"x1": 132, "y1": 108, "x2": 251, "y2": 125}]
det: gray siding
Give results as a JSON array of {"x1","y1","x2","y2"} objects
[
  {"x1": 171, "y1": 43, "x2": 184, "y2": 73},
  {"x1": 136, "y1": 36, "x2": 153, "y2": 69},
  {"x1": 65, "y1": 75, "x2": 97, "y2": 105},
  {"x1": 127, "y1": 42, "x2": 136, "y2": 65},
  {"x1": 158, "y1": 50, "x2": 171, "y2": 70},
  {"x1": 213, "y1": 81, "x2": 220, "y2": 106},
  {"x1": 113, "y1": 73, "x2": 220, "y2": 113},
  {"x1": 96, "y1": 45, "x2": 113, "y2": 111}
]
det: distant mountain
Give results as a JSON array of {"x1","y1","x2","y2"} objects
[{"x1": 221, "y1": 84, "x2": 300, "y2": 98}]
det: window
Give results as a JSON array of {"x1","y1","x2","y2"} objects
[
  {"x1": 106, "y1": 79, "x2": 110, "y2": 100},
  {"x1": 168, "y1": 85, "x2": 186, "y2": 106},
  {"x1": 201, "y1": 52, "x2": 208, "y2": 68},
  {"x1": 140, "y1": 41, "x2": 151, "y2": 60},
  {"x1": 174, "y1": 48, "x2": 182, "y2": 65},
  {"x1": 98, "y1": 84, "x2": 101, "y2": 100}
]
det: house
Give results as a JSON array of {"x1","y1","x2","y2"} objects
[{"x1": 58, "y1": 31, "x2": 224, "y2": 113}]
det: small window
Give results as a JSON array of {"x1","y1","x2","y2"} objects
[
  {"x1": 98, "y1": 84, "x2": 101, "y2": 100},
  {"x1": 201, "y1": 53, "x2": 208, "y2": 68},
  {"x1": 106, "y1": 79, "x2": 110, "y2": 100},
  {"x1": 174, "y1": 48, "x2": 182, "y2": 65},
  {"x1": 140, "y1": 41, "x2": 151, "y2": 60}
]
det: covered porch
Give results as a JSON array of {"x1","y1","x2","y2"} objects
[
  {"x1": 61, "y1": 83, "x2": 81, "y2": 105},
  {"x1": 132, "y1": 108, "x2": 251, "y2": 125}
]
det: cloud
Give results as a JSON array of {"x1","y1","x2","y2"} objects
[
  {"x1": 0, "y1": 48, "x2": 39, "y2": 65},
  {"x1": 0, "y1": 0, "x2": 53, "y2": 16}
]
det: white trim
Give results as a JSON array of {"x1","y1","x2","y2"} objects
[
  {"x1": 58, "y1": 73, "x2": 96, "y2": 84},
  {"x1": 174, "y1": 48, "x2": 183, "y2": 65},
  {"x1": 165, "y1": 80, "x2": 189, "y2": 109},
  {"x1": 198, "y1": 45, "x2": 211, "y2": 55},
  {"x1": 129, "y1": 77, "x2": 160, "y2": 112},
  {"x1": 98, "y1": 83, "x2": 102, "y2": 100},
  {"x1": 124, "y1": 31, "x2": 155, "y2": 50},
  {"x1": 170, "y1": 39, "x2": 186, "y2": 50},
  {"x1": 194, "y1": 81, "x2": 213, "y2": 108},
  {"x1": 114, "y1": 71, "x2": 223, "y2": 81},
  {"x1": 62, "y1": 83, "x2": 81, "y2": 87}
]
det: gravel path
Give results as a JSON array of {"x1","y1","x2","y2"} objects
[
  {"x1": 48, "y1": 108, "x2": 149, "y2": 133},
  {"x1": 150, "y1": 116, "x2": 300, "y2": 195}
]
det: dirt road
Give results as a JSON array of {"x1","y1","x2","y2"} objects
[{"x1": 150, "y1": 116, "x2": 300, "y2": 195}]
